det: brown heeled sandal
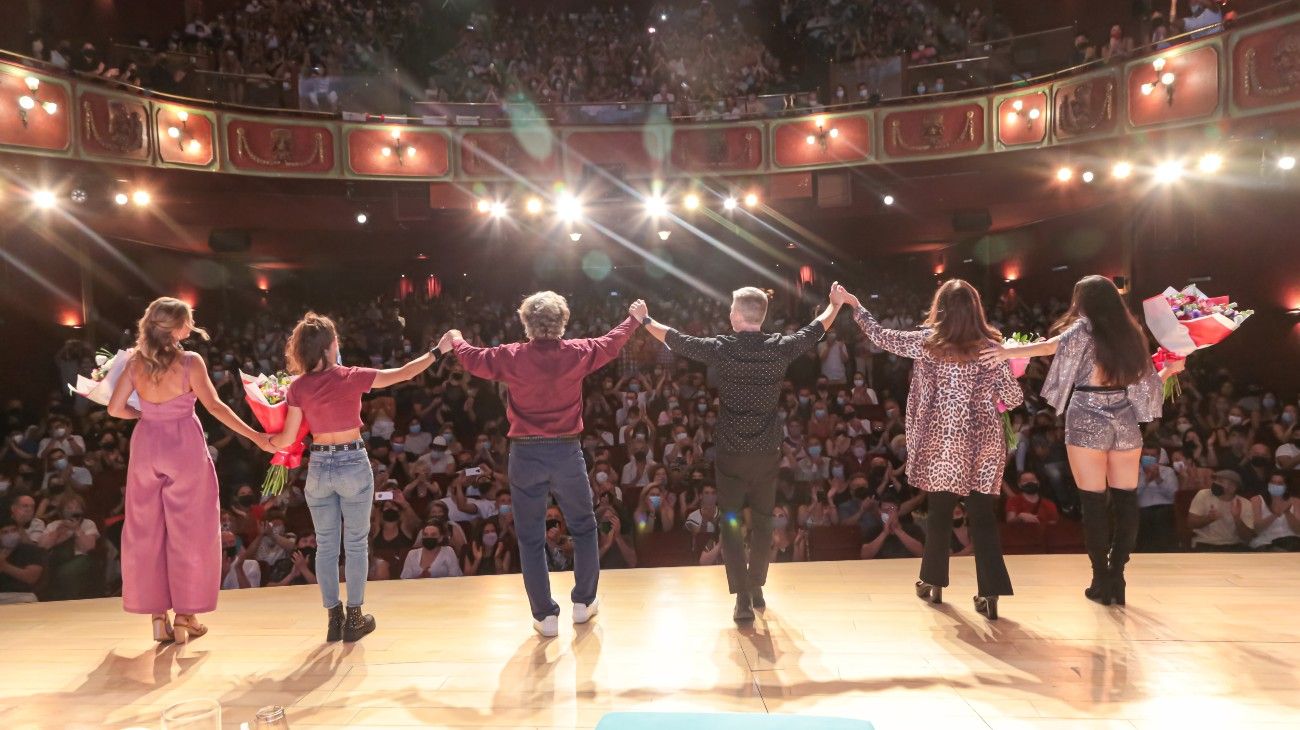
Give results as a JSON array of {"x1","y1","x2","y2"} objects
[{"x1": 173, "y1": 616, "x2": 209, "y2": 645}]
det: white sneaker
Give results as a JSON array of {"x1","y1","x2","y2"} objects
[
  {"x1": 572, "y1": 597, "x2": 600, "y2": 625},
  {"x1": 533, "y1": 615, "x2": 559, "y2": 638}
]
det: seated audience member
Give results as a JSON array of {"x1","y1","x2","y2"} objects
[
  {"x1": 1188, "y1": 470, "x2": 1255, "y2": 551},
  {"x1": 38, "y1": 493, "x2": 100, "y2": 600},
  {"x1": 41, "y1": 447, "x2": 93, "y2": 492},
  {"x1": 1275, "y1": 443, "x2": 1299, "y2": 472},
  {"x1": 403, "y1": 417, "x2": 433, "y2": 456},
  {"x1": 428, "y1": 501, "x2": 468, "y2": 550},
  {"x1": 269, "y1": 533, "x2": 319, "y2": 586},
  {"x1": 597, "y1": 505, "x2": 637, "y2": 569},
  {"x1": 633, "y1": 484, "x2": 675, "y2": 532},
  {"x1": 1136, "y1": 444, "x2": 1180, "y2": 552},
  {"x1": 684, "y1": 483, "x2": 723, "y2": 543},
  {"x1": 439, "y1": 472, "x2": 498, "y2": 522},
  {"x1": 1005, "y1": 472, "x2": 1060, "y2": 526},
  {"x1": 401, "y1": 520, "x2": 462, "y2": 579},
  {"x1": 1249, "y1": 473, "x2": 1300, "y2": 551},
  {"x1": 221, "y1": 529, "x2": 261, "y2": 589},
  {"x1": 464, "y1": 518, "x2": 513, "y2": 575},
  {"x1": 254, "y1": 509, "x2": 294, "y2": 565},
  {"x1": 770, "y1": 505, "x2": 808, "y2": 563},
  {"x1": 544, "y1": 507, "x2": 573, "y2": 572},
  {"x1": 0, "y1": 514, "x2": 45, "y2": 604},
  {"x1": 9, "y1": 494, "x2": 44, "y2": 543},
  {"x1": 417, "y1": 435, "x2": 456, "y2": 474},
  {"x1": 949, "y1": 502, "x2": 975, "y2": 556},
  {"x1": 799, "y1": 480, "x2": 838, "y2": 528},
  {"x1": 621, "y1": 438, "x2": 656, "y2": 488},
  {"x1": 860, "y1": 499, "x2": 924, "y2": 559}
]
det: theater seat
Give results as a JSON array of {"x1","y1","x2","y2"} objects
[
  {"x1": 999, "y1": 522, "x2": 1047, "y2": 554},
  {"x1": 1044, "y1": 519, "x2": 1085, "y2": 553},
  {"x1": 634, "y1": 530, "x2": 695, "y2": 568},
  {"x1": 808, "y1": 525, "x2": 864, "y2": 561}
]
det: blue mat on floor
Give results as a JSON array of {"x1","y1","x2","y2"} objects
[{"x1": 596, "y1": 712, "x2": 874, "y2": 729}]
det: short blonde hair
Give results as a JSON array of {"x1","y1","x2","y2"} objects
[
  {"x1": 518, "y1": 291, "x2": 570, "y2": 340},
  {"x1": 731, "y1": 287, "x2": 769, "y2": 326}
]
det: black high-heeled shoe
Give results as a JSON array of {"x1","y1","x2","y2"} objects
[
  {"x1": 915, "y1": 581, "x2": 942, "y2": 604},
  {"x1": 1109, "y1": 575, "x2": 1126, "y2": 606},
  {"x1": 973, "y1": 595, "x2": 999, "y2": 620},
  {"x1": 1085, "y1": 575, "x2": 1113, "y2": 606}
]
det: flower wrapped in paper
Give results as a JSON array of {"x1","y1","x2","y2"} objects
[
  {"x1": 1004, "y1": 332, "x2": 1038, "y2": 379},
  {"x1": 1142, "y1": 285, "x2": 1253, "y2": 400},
  {"x1": 240, "y1": 371, "x2": 310, "y2": 497},
  {"x1": 69, "y1": 348, "x2": 139, "y2": 410}
]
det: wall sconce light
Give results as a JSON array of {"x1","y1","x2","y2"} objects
[
  {"x1": 804, "y1": 115, "x2": 839, "y2": 151},
  {"x1": 381, "y1": 128, "x2": 417, "y2": 165},
  {"x1": 17, "y1": 75, "x2": 58, "y2": 128},
  {"x1": 1004, "y1": 98, "x2": 1041, "y2": 130},
  {"x1": 1141, "y1": 58, "x2": 1176, "y2": 106},
  {"x1": 165, "y1": 111, "x2": 203, "y2": 154}
]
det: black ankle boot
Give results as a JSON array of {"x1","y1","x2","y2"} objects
[
  {"x1": 1108, "y1": 487, "x2": 1139, "y2": 607},
  {"x1": 750, "y1": 586, "x2": 766, "y2": 610},
  {"x1": 326, "y1": 604, "x2": 345, "y2": 642},
  {"x1": 1079, "y1": 490, "x2": 1113, "y2": 606},
  {"x1": 733, "y1": 592, "x2": 754, "y2": 623},
  {"x1": 343, "y1": 605, "x2": 376, "y2": 642}
]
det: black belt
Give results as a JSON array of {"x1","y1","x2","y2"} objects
[
  {"x1": 310, "y1": 440, "x2": 366, "y2": 453},
  {"x1": 1075, "y1": 385, "x2": 1125, "y2": 393},
  {"x1": 510, "y1": 433, "x2": 580, "y2": 444}
]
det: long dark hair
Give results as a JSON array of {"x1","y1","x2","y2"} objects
[
  {"x1": 285, "y1": 312, "x2": 337, "y2": 375},
  {"x1": 1051, "y1": 275, "x2": 1150, "y2": 387},
  {"x1": 921, "y1": 279, "x2": 1001, "y2": 361}
]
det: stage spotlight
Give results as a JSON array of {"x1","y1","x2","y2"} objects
[
  {"x1": 1081, "y1": 170, "x2": 1095, "y2": 183},
  {"x1": 32, "y1": 189, "x2": 57, "y2": 209},
  {"x1": 70, "y1": 188, "x2": 88, "y2": 204},
  {"x1": 722, "y1": 196, "x2": 738, "y2": 211},
  {"x1": 489, "y1": 201, "x2": 507, "y2": 218},
  {"x1": 113, "y1": 192, "x2": 129, "y2": 206},
  {"x1": 1154, "y1": 160, "x2": 1183, "y2": 184},
  {"x1": 569, "y1": 231, "x2": 582, "y2": 242},
  {"x1": 882, "y1": 194, "x2": 895, "y2": 206},
  {"x1": 743, "y1": 192, "x2": 759, "y2": 208},
  {"x1": 187, "y1": 139, "x2": 201, "y2": 153},
  {"x1": 658, "y1": 230, "x2": 671, "y2": 241},
  {"x1": 683, "y1": 193, "x2": 701, "y2": 210},
  {"x1": 1112, "y1": 161, "x2": 1133, "y2": 179},
  {"x1": 525, "y1": 196, "x2": 543, "y2": 215},
  {"x1": 646, "y1": 193, "x2": 667, "y2": 217},
  {"x1": 475, "y1": 199, "x2": 491, "y2": 214},
  {"x1": 1278, "y1": 155, "x2": 1296, "y2": 171},
  {"x1": 1198, "y1": 153, "x2": 1224, "y2": 174},
  {"x1": 556, "y1": 192, "x2": 582, "y2": 222},
  {"x1": 1056, "y1": 166, "x2": 1073, "y2": 182},
  {"x1": 131, "y1": 190, "x2": 151, "y2": 207},
  {"x1": 355, "y1": 212, "x2": 369, "y2": 225}
]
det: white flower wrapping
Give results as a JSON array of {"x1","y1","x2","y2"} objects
[{"x1": 69, "y1": 348, "x2": 140, "y2": 410}]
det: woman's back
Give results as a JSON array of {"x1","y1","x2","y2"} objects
[{"x1": 130, "y1": 355, "x2": 192, "y2": 404}]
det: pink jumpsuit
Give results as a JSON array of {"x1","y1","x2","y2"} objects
[{"x1": 121, "y1": 364, "x2": 221, "y2": 614}]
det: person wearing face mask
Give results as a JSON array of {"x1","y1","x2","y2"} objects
[
  {"x1": 271, "y1": 311, "x2": 448, "y2": 643},
  {"x1": 401, "y1": 520, "x2": 462, "y2": 579},
  {"x1": 8, "y1": 495, "x2": 44, "y2": 543},
  {"x1": 1135, "y1": 445, "x2": 1179, "y2": 552},
  {"x1": 635, "y1": 285, "x2": 845, "y2": 623},
  {"x1": 254, "y1": 511, "x2": 294, "y2": 565},
  {"x1": 38, "y1": 493, "x2": 102, "y2": 601},
  {"x1": 634, "y1": 486, "x2": 675, "y2": 533},
  {"x1": 41, "y1": 448, "x2": 93, "y2": 492},
  {"x1": 0, "y1": 514, "x2": 46, "y2": 604},
  {"x1": 769, "y1": 506, "x2": 808, "y2": 563},
  {"x1": 1006, "y1": 472, "x2": 1061, "y2": 526},
  {"x1": 1237, "y1": 443, "x2": 1275, "y2": 497},
  {"x1": 416, "y1": 435, "x2": 456, "y2": 475},
  {"x1": 465, "y1": 519, "x2": 514, "y2": 576},
  {"x1": 1188, "y1": 471, "x2": 1256, "y2": 551},
  {"x1": 685, "y1": 483, "x2": 723, "y2": 545},
  {"x1": 1275, "y1": 443, "x2": 1300, "y2": 472},
  {"x1": 1248, "y1": 473, "x2": 1300, "y2": 551},
  {"x1": 404, "y1": 418, "x2": 433, "y2": 456},
  {"x1": 220, "y1": 529, "x2": 260, "y2": 590},
  {"x1": 38, "y1": 419, "x2": 85, "y2": 460},
  {"x1": 596, "y1": 506, "x2": 636, "y2": 570},
  {"x1": 843, "y1": 280, "x2": 1022, "y2": 620}
]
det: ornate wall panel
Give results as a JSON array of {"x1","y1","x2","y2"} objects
[
  {"x1": 77, "y1": 88, "x2": 150, "y2": 162},
  {"x1": 669, "y1": 125, "x2": 764, "y2": 173},
  {"x1": 155, "y1": 104, "x2": 215, "y2": 169},
  {"x1": 1052, "y1": 70, "x2": 1119, "y2": 141},
  {"x1": 458, "y1": 130, "x2": 560, "y2": 180},
  {"x1": 224, "y1": 116, "x2": 337, "y2": 176},
  {"x1": 1127, "y1": 44, "x2": 1221, "y2": 127},
  {"x1": 995, "y1": 90, "x2": 1049, "y2": 147},
  {"x1": 0, "y1": 63, "x2": 72, "y2": 154},
  {"x1": 771, "y1": 113, "x2": 871, "y2": 168},
  {"x1": 881, "y1": 102, "x2": 985, "y2": 160},
  {"x1": 562, "y1": 129, "x2": 666, "y2": 179},
  {"x1": 345, "y1": 125, "x2": 450, "y2": 179},
  {"x1": 1232, "y1": 17, "x2": 1300, "y2": 113}
]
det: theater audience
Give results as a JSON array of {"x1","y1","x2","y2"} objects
[
  {"x1": 0, "y1": 515, "x2": 44, "y2": 604},
  {"x1": 401, "y1": 520, "x2": 462, "y2": 579},
  {"x1": 1248, "y1": 473, "x2": 1300, "y2": 551},
  {"x1": 1137, "y1": 443, "x2": 1180, "y2": 552},
  {"x1": 1188, "y1": 471, "x2": 1255, "y2": 551}
]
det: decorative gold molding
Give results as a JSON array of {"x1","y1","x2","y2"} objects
[
  {"x1": 1056, "y1": 80, "x2": 1115, "y2": 136},
  {"x1": 1243, "y1": 36, "x2": 1300, "y2": 98},
  {"x1": 889, "y1": 110, "x2": 976, "y2": 152},
  {"x1": 81, "y1": 99, "x2": 145, "y2": 154},
  {"x1": 234, "y1": 127, "x2": 325, "y2": 167}
]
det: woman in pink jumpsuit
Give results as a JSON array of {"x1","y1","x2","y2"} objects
[{"x1": 109, "y1": 297, "x2": 273, "y2": 643}]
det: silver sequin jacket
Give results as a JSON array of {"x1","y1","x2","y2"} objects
[{"x1": 1041, "y1": 317, "x2": 1163, "y2": 422}]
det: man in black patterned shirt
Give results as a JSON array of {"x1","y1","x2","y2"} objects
[{"x1": 632, "y1": 285, "x2": 846, "y2": 623}]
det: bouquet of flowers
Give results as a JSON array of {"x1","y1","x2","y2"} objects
[
  {"x1": 1004, "y1": 332, "x2": 1037, "y2": 378},
  {"x1": 70, "y1": 348, "x2": 139, "y2": 410},
  {"x1": 997, "y1": 399, "x2": 1019, "y2": 451},
  {"x1": 1142, "y1": 285, "x2": 1254, "y2": 401},
  {"x1": 240, "y1": 370, "x2": 310, "y2": 497}
]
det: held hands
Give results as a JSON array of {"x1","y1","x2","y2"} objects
[
  {"x1": 629, "y1": 299, "x2": 649, "y2": 321},
  {"x1": 830, "y1": 283, "x2": 861, "y2": 310},
  {"x1": 436, "y1": 331, "x2": 457, "y2": 354},
  {"x1": 255, "y1": 433, "x2": 279, "y2": 454}
]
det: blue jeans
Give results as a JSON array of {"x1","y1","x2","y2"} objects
[
  {"x1": 508, "y1": 439, "x2": 598, "y2": 621},
  {"x1": 304, "y1": 447, "x2": 374, "y2": 609}
]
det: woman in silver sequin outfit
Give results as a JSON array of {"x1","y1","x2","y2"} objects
[
  {"x1": 984, "y1": 276, "x2": 1183, "y2": 606},
  {"x1": 838, "y1": 280, "x2": 1023, "y2": 621}
]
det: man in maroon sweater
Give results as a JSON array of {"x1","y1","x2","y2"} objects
[{"x1": 446, "y1": 291, "x2": 643, "y2": 637}]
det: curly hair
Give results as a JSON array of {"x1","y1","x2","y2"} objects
[
  {"x1": 133, "y1": 297, "x2": 208, "y2": 382},
  {"x1": 517, "y1": 291, "x2": 569, "y2": 340}
]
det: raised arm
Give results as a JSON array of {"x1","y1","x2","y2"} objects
[
  {"x1": 634, "y1": 301, "x2": 723, "y2": 365},
  {"x1": 373, "y1": 335, "x2": 451, "y2": 389},
  {"x1": 188, "y1": 354, "x2": 275, "y2": 452},
  {"x1": 577, "y1": 305, "x2": 644, "y2": 374},
  {"x1": 835, "y1": 285, "x2": 925, "y2": 360},
  {"x1": 981, "y1": 334, "x2": 1061, "y2": 364}
]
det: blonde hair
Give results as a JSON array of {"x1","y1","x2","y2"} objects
[
  {"x1": 133, "y1": 297, "x2": 207, "y2": 381},
  {"x1": 518, "y1": 291, "x2": 569, "y2": 340},
  {"x1": 286, "y1": 312, "x2": 338, "y2": 375},
  {"x1": 731, "y1": 287, "x2": 769, "y2": 326}
]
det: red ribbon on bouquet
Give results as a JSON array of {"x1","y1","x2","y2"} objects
[{"x1": 1150, "y1": 347, "x2": 1185, "y2": 402}]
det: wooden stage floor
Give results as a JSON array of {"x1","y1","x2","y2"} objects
[{"x1": 1, "y1": 553, "x2": 1298, "y2": 730}]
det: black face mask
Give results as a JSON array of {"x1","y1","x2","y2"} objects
[
  {"x1": 832, "y1": 490, "x2": 851, "y2": 506},
  {"x1": 1250, "y1": 456, "x2": 1271, "y2": 468},
  {"x1": 421, "y1": 537, "x2": 440, "y2": 550},
  {"x1": 224, "y1": 546, "x2": 238, "y2": 558},
  {"x1": 869, "y1": 466, "x2": 886, "y2": 483},
  {"x1": 852, "y1": 487, "x2": 870, "y2": 501},
  {"x1": 1210, "y1": 484, "x2": 1226, "y2": 498},
  {"x1": 953, "y1": 517, "x2": 965, "y2": 528},
  {"x1": 381, "y1": 510, "x2": 400, "y2": 523},
  {"x1": 546, "y1": 519, "x2": 561, "y2": 530},
  {"x1": 1020, "y1": 482, "x2": 1040, "y2": 495},
  {"x1": 299, "y1": 548, "x2": 316, "y2": 562},
  {"x1": 238, "y1": 494, "x2": 257, "y2": 507}
]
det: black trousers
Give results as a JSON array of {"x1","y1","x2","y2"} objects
[
  {"x1": 920, "y1": 491, "x2": 1013, "y2": 597},
  {"x1": 714, "y1": 450, "x2": 779, "y2": 595}
]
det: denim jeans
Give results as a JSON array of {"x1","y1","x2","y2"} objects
[
  {"x1": 304, "y1": 446, "x2": 374, "y2": 609},
  {"x1": 508, "y1": 439, "x2": 598, "y2": 621}
]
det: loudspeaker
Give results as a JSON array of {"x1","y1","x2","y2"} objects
[
  {"x1": 208, "y1": 228, "x2": 252, "y2": 253},
  {"x1": 951, "y1": 209, "x2": 992, "y2": 233}
]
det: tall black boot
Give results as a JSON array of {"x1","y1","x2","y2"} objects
[
  {"x1": 1107, "y1": 488, "x2": 1140, "y2": 606},
  {"x1": 1079, "y1": 490, "x2": 1113, "y2": 605}
]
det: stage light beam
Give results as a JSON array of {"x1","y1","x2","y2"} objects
[
  {"x1": 1112, "y1": 161, "x2": 1133, "y2": 179},
  {"x1": 1056, "y1": 166, "x2": 1073, "y2": 182},
  {"x1": 882, "y1": 194, "x2": 895, "y2": 206},
  {"x1": 1154, "y1": 160, "x2": 1184, "y2": 184},
  {"x1": 32, "y1": 189, "x2": 57, "y2": 209},
  {"x1": 683, "y1": 193, "x2": 701, "y2": 210},
  {"x1": 525, "y1": 196, "x2": 543, "y2": 215},
  {"x1": 1278, "y1": 155, "x2": 1296, "y2": 171},
  {"x1": 743, "y1": 192, "x2": 759, "y2": 208},
  {"x1": 1198, "y1": 153, "x2": 1223, "y2": 174},
  {"x1": 722, "y1": 196, "x2": 738, "y2": 211},
  {"x1": 556, "y1": 192, "x2": 582, "y2": 222}
]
